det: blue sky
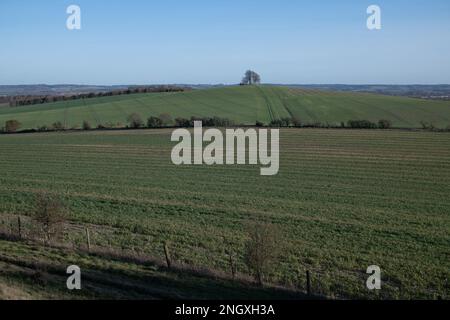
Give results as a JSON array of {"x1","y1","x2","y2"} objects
[{"x1": 0, "y1": 0, "x2": 449, "y2": 85}]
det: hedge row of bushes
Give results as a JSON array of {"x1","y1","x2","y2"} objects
[
  {"x1": 0, "y1": 114, "x2": 236, "y2": 133},
  {"x1": 140, "y1": 114, "x2": 235, "y2": 129},
  {"x1": 266, "y1": 118, "x2": 450, "y2": 131},
  {"x1": 2, "y1": 115, "x2": 450, "y2": 133},
  {"x1": 266, "y1": 118, "x2": 394, "y2": 129},
  {"x1": 174, "y1": 116, "x2": 235, "y2": 128},
  {"x1": 0, "y1": 120, "x2": 127, "y2": 133}
]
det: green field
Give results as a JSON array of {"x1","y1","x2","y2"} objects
[
  {"x1": 0, "y1": 129, "x2": 449, "y2": 299},
  {"x1": 1, "y1": 86, "x2": 450, "y2": 129}
]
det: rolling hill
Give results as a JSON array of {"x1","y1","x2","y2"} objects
[{"x1": 1, "y1": 85, "x2": 449, "y2": 130}]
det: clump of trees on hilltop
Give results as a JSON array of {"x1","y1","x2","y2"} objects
[{"x1": 241, "y1": 70, "x2": 261, "y2": 85}]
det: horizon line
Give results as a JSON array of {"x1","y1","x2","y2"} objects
[{"x1": 1, "y1": 83, "x2": 450, "y2": 87}]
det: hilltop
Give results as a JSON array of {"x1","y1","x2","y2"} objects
[{"x1": 0, "y1": 85, "x2": 449, "y2": 130}]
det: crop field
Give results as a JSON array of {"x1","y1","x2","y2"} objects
[
  {"x1": 0, "y1": 86, "x2": 449, "y2": 129},
  {"x1": 0, "y1": 129, "x2": 449, "y2": 299}
]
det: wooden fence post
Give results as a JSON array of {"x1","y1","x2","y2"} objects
[
  {"x1": 306, "y1": 270, "x2": 311, "y2": 296},
  {"x1": 17, "y1": 216, "x2": 22, "y2": 239},
  {"x1": 228, "y1": 253, "x2": 236, "y2": 280},
  {"x1": 164, "y1": 242, "x2": 172, "y2": 269},
  {"x1": 85, "y1": 228, "x2": 91, "y2": 251}
]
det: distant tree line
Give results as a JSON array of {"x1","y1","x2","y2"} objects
[{"x1": 8, "y1": 85, "x2": 190, "y2": 107}]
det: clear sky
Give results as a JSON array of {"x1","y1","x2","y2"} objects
[{"x1": 0, "y1": 0, "x2": 449, "y2": 85}]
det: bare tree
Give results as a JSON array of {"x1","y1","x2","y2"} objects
[
  {"x1": 32, "y1": 193, "x2": 68, "y2": 243},
  {"x1": 243, "y1": 222, "x2": 279, "y2": 285},
  {"x1": 158, "y1": 113, "x2": 173, "y2": 126},
  {"x1": 82, "y1": 120, "x2": 92, "y2": 130},
  {"x1": 378, "y1": 119, "x2": 392, "y2": 129},
  {"x1": 4, "y1": 120, "x2": 21, "y2": 133},
  {"x1": 127, "y1": 113, "x2": 144, "y2": 128},
  {"x1": 147, "y1": 116, "x2": 163, "y2": 128}
]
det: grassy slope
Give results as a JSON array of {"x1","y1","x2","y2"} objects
[
  {"x1": 0, "y1": 238, "x2": 302, "y2": 300},
  {"x1": 0, "y1": 86, "x2": 449, "y2": 129},
  {"x1": 0, "y1": 129, "x2": 449, "y2": 299}
]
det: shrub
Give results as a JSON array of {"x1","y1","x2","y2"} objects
[
  {"x1": 244, "y1": 222, "x2": 280, "y2": 285},
  {"x1": 280, "y1": 117, "x2": 292, "y2": 127},
  {"x1": 378, "y1": 119, "x2": 392, "y2": 129},
  {"x1": 301, "y1": 121, "x2": 323, "y2": 128},
  {"x1": 127, "y1": 113, "x2": 144, "y2": 128},
  {"x1": 347, "y1": 120, "x2": 377, "y2": 129},
  {"x1": 174, "y1": 116, "x2": 234, "y2": 128},
  {"x1": 209, "y1": 116, "x2": 233, "y2": 127},
  {"x1": 269, "y1": 119, "x2": 292, "y2": 127},
  {"x1": 189, "y1": 116, "x2": 202, "y2": 127},
  {"x1": 82, "y1": 120, "x2": 92, "y2": 130},
  {"x1": 5, "y1": 120, "x2": 21, "y2": 133},
  {"x1": 312, "y1": 122, "x2": 323, "y2": 128},
  {"x1": 32, "y1": 193, "x2": 68, "y2": 243},
  {"x1": 147, "y1": 116, "x2": 163, "y2": 128},
  {"x1": 158, "y1": 113, "x2": 173, "y2": 126},
  {"x1": 104, "y1": 122, "x2": 116, "y2": 129},
  {"x1": 175, "y1": 118, "x2": 191, "y2": 127},
  {"x1": 291, "y1": 117, "x2": 302, "y2": 127},
  {"x1": 37, "y1": 125, "x2": 49, "y2": 132},
  {"x1": 52, "y1": 121, "x2": 65, "y2": 131},
  {"x1": 269, "y1": 119, "x2": 283, "y2": 127},
  {"x1": 420, "y1": 121, "x2": 435, "y2": 130},
  {"x1": 255, "y1": 121, "x2": 265, "y2": 127}
]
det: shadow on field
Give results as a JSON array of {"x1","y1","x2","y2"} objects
[{"x1": 0, "y1": 235, "x2": 315, "y2": 300}]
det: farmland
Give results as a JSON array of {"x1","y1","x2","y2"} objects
[
  {"x1": 0, "y1": 129, "x2": 449, "y2": 299},
  {"x1": 0, "y1": 86, "x2": 450, "y2": 130}
]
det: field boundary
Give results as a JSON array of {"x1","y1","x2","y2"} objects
[{"x1": 0, "y1": 228, "x2": 315, "y2": 300}]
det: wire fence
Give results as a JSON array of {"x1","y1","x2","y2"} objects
[{"x1": 0, "y1": 213, "x2": 446, "y2": 300}]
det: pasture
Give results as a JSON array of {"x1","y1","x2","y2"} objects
[
  {"x1": 0, "y1": 129, "x2": 449, "y2": 299},
  {"x1": 0, "y1": 86, "x2": 449, "y2": 129}
]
